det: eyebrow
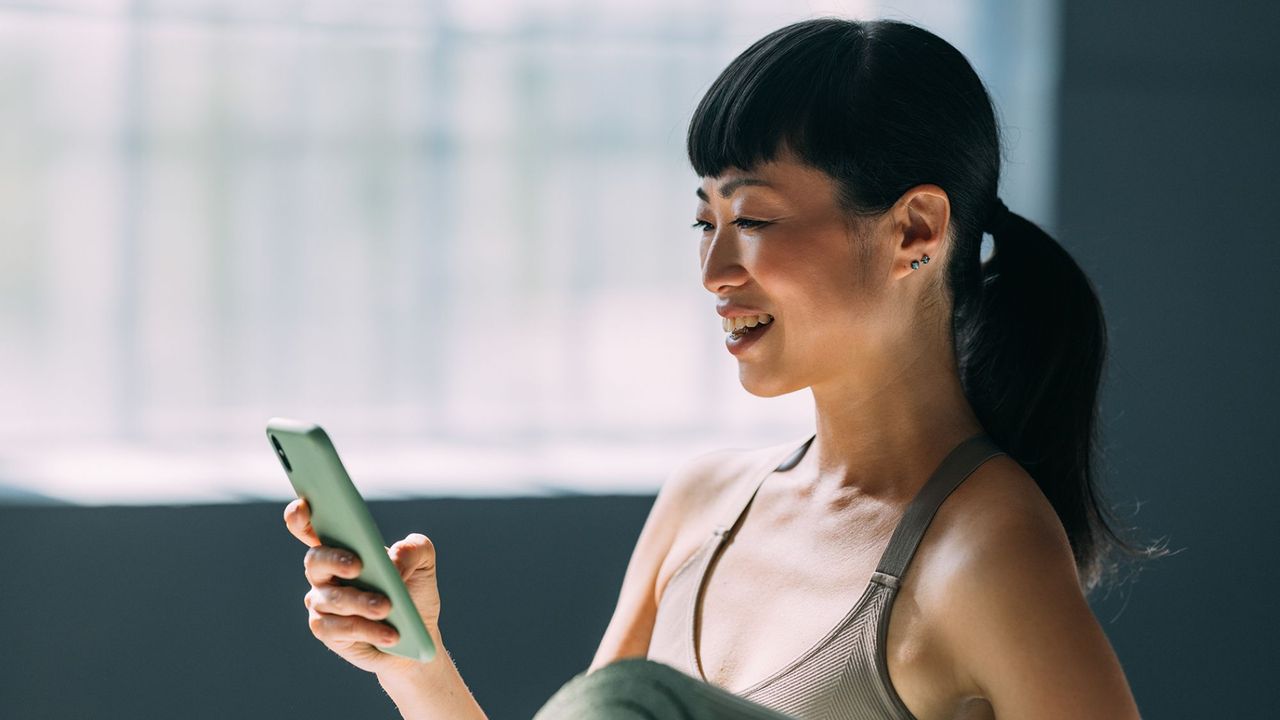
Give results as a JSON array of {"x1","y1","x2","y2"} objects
[{"x1": 695, "y1": 177, "x2": 772, "y2": 202}]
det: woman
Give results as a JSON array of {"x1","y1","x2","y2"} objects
[{"x1": 284, "y1": 17, "x2": 1163, "y2": 720}]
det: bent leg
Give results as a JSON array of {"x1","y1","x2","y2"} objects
[{"x1": 533, "y1": 658, "x2": 799, "y2": 720}]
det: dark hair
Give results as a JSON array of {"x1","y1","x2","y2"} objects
[{"x1": 688, "y1": 17, "x2": 1170, "y2": 596}]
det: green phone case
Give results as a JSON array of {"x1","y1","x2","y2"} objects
[{"x1": 266, "y1": 417, "x2": 437, "y2": 663}]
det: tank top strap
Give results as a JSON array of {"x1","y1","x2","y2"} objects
[
  {"x1": 872, "y1": 433, "x2": 1006, "y2": 586},
  {"x1": 710, "y1": 434, "x2": 817, "y2": 539}
]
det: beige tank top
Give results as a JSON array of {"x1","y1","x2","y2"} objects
[{"x1": 646, "y1": 432, "x2": 1007, "y2": 720}]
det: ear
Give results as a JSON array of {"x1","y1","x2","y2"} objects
[{"x1": 889, "y1": 184, "x2": 950, "y2": 279}]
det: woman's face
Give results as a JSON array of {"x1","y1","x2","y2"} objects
[{"x1": 694, "y1": 151, "x2": 944, "y2": 397}]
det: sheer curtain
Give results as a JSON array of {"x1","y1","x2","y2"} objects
[{"x1": 0, "y1": 0, "x2": 1058, "y2": 503}]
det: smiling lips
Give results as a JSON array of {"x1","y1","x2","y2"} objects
[{"x1": 724, "y1": 313, "x2": 774, "y2": 336}]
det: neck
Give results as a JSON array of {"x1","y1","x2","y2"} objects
[{"x1": 803, "y1": 341, "x2": 984, "y2": 501}]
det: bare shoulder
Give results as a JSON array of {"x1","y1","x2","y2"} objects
[
  {"x1": 907, "y1": 456, "x2": 1139, "y2": 717},
  {"x1": 587, "y1": 436, "x2": 806, "y2": 672},
  {"x1": 662, "y1": 438, "x2": 800, "y2": 530},
  {"x1": 653, "y1": 437, "x2": 809, "y2": 600},
  {"x1": 911, "y1": 453, "x2": 1076, "y2": 613}
]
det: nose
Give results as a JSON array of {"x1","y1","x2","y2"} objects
[{"x1": 700, "y1": 228, "x2": 750, "y2": 295}]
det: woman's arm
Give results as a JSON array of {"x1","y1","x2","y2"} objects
[
  {"x1": 589, "y1": 449, "x2": 734, "y2": 672},
  {"x1": 376, "y1": 631, "x2": 489, "y2": 720},
  {"x1": 286, "y1": 499, "x2": 489, "y2": 720},
  {"x1": 935, "y1": 496, "x2": 1143, "y2": 719}
]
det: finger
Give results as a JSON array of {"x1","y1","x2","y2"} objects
[
  {"x1": 304, "y1": 545, "x2": 363, "y2": 586},
  {"x1": 305, "y1": 584, "x2": 391, "y2": 620},
  {"x1": 308, "y1": 608, "x2": 400, "y2": 648},
  {"x1": 284, "y1": 497, "x2": 320, "y2": 547},
  {"x1": 388, "y1": 533, "x2": 436, "y2": 579}
]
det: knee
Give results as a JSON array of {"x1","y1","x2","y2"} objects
[{"x1": 533, "y1": 658, "x2": 702, "y2": 720}]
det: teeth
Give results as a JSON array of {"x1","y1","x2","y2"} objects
[{"x1": 721, "y1": 314, "x2": 773, "y2": 333}]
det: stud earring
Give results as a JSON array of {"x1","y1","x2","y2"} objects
[{"x1": 911, "y1": 254, "x2": 931, "y2": 270}]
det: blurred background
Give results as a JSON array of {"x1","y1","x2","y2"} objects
[
  {"x1": 1, "y1": 0, "x2": 1275, "y2": 718},
  {"x1": 0, "y1": 0, "x2": 1058, "y2": 504}
]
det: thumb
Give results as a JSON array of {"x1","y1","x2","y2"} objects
[{"x1": 388, "y1": 533, "x2": 436, "y2": 579}]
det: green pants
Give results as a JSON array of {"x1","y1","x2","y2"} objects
[{"x1": 533, "y1": 658, "x2": 799, "y2": 720}]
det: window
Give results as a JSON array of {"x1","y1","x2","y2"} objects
[{"x1": 0, "y1": 0, "x2": 1057, "y2": 503}]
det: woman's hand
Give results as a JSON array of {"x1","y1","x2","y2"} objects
[{"x1": 283, "y1": 497, "x2": 444, "y2": 676}]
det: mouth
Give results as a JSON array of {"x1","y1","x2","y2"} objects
[
  {"x1": 724, "y1": 314, "x2": 774, "y2": 354},
  {"x1": 728, "y1": 323, "x2": 765, "y2": 340},
  {"x1": 723, "y1": 313, "x2": 773, "y2": 338}
]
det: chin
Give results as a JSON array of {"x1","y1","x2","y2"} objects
[{"x1": 738, "y1": 369, "x2": 803, "y2": 398}]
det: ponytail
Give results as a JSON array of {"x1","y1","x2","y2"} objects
[{"x1": 956, "y1": 198, "x2": 1172, "y2": 595}]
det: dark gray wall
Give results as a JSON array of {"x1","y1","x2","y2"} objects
[
  {"x1": 1057, "y1": 2, "x2": 1279, "y2": 719},
  {"x1": 0, "y1": 497, "x2": 653, "y2": 720}
]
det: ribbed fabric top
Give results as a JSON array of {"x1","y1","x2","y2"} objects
[{"x1": 647, "y1": 433, "x2": 1007, "y2": 720}]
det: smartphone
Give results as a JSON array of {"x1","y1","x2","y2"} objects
[{"x1": 266, "y1": 417, "x2": 437, "y2": 663}]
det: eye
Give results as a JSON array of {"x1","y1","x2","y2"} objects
[{"x1": 690, "y1": 218, "x2": 771, "y2": 232}]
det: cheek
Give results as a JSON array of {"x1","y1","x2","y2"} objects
[
  {"x1": 769, "y1": 264, "x2": 881, "y2": 349},
  {"x1": 762, "y1": 246, "x2": 863, "y2": 308}
]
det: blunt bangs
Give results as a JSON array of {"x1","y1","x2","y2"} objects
[{"x1": 686, "y1": 19, "x2": 868, "y2": 182}]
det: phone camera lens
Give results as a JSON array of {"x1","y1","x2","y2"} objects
[{"x1": 270, "y1": 434, "x2": 292, "y2": 472}]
